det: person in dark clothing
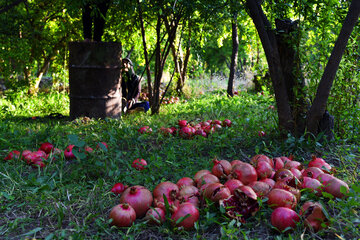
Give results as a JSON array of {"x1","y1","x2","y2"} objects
[
  {"x1": 121, "y1": 58, "x2": 150, "y2": 113},
  {"x1": 82, "y1": 0, "x2": 111, "y2": 41}
]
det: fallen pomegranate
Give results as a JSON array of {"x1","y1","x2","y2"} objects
[
  {"x1": 267, "y1": 188, "x2": 297, "y2": 209},
  {"x1": 109, "y1": 203, "x2": 136, "y2": 227},
  {"x1": 271, "y1": 207, "x2": 300, "y2": 232},
  {"x1": 131, "y1": 158, "x2": 147, "y2": 171},
  {"x1": 308, "y1": 155, "x2": 332, "y2": 173},
  {"x1": 300, "y1": 201, "x2": 329, "y2": 232},
  {"x1": 212, "y1": 159, "x2": 232, "y2": 178},
  {"x1": 111, "y1": 183, "x2": 127, "y2": 195},
  {"x1": 119, "y1": 185, "x2": 153, "y2": 218},
  {"x1": 39, "y1": 142, "x2": 54, "y2": 154},
  {"x1": 138, "y1": 126, "x2": 152, "y2": 134},
  {"x1": 219, "y1": 186, "x2": 259, "y2": 223},
  {"x1": 145, "y1": 207, "x2": 166, "y2": 225},
  {"x1": 4, "y1": 150, "x2": 20, "y2": 161},
  {"x1": 171, "y1": 202, "x2": 199, "y2": 230},
  {"x1": 64, "y1": 145, "x2": 76, "y2": 159},
  {"x1": 231, "y1": 163, "x2": 257, "y2": 185}
]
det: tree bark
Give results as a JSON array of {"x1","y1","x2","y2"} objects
[
  {"x1": 138, "y1": 0, "x2": 153, "y2": 106},
  {"x1": 306, "y1": 0, "x2": 360, "y2": 135},
  {"x1": 246, "y1": 0, "x2": 294, "y2": 133},
  {"x1": 228, "y1": 13, "x2": 239, "y2": 97}
]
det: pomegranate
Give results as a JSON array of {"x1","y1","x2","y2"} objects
[
  {"x1": 231, "y1": 163, "x2": 257, "y2": 185},
  {"x1": 302, "y1": 177, "x2": 322, "y2": 196},
  {"x1": 176, "y1": 177, "x2": 195, "y2": 188},
  {"x1": 230, "y1": 160, "x2": 244, "y2": 166},
  {"x1": 259, "y1": 178, "x2": 275, "y2": 188},
  {"x1": 178, "y1": 120, "x2": 188, "y2": 128},
  {"x1": 258, "y1": 131, "x2": 266, "y2": 137},
  {"x1": 250, "y1": 154, "x2": 273, "y2": 168},
  {"x1": 256, "y1": 161, "x2": 273, "y2": 179},
  {"x1": 179, "y1": 126, "x2": 193, "y2": 139},
  {"x1": 273, "y1": 157, "x2": 285, "y2": 171},
  {"x1": 178, "y1": 186, "x2": 199, "y2": 198},
  {"x1": 196, "y1": 174, "x2": 219, "y2": 188},
  {"x1": 248, "y1": 181, "x2": 272, "y2": 198},
  {"x1": 273, "y1": 168, "x2": 294, "y2": 182},
  {"x1": 32, "y1": 160, "x2": 46, "y2": 168},
  {"x1": 273, "y1": 180, "x2": 301, "y2": 202},
  {"x1": 145, "y1": 207, "x2": 166, "y2": 225},
  {"x1": 267, "y1": 189, "x2": 297, "y2": 209},
  {"x1": 84, "y1": 146, "x2": 93, "y2": 154},
  {"x1": 119, "y1": 185, "x2": 153, "y2": 218},
  {"x1": 109, "y1": 203, "x2": 136, "y2": 227},
  {"x1": 212, "y1": 159, "x2": 232, "y2": 178},
  {"x1": 316, "y1": 173, "x2": 336, "y2": 186},
  {"x1": 290, "y1": 168, "x2": 302, "y2": 179},
  {"x1": 160, "y1": 127, "x2": 174, "y2": 136},
  {"x1": 138, "y1": 126, "x2": 152, "y2": 134},
  {"x1": 131, "y1": 158, "x2": 147, "y2": 170},
  {"x1": 324, "y1": 178, "x2": 349, "y2": 199},
  {"x1": 21, "y1": 150, "x2": 32, "y2": 159},
  {"x1": 284, "y1": 160, "x2": 303, "y2": 170},
  {"x1": 224, "y1": 179, "x2": 244, "y2": 195},
  {"x1": 302, "y1": 167, "x2": 324, "y2": 179},
  {"x1": 4, "y1": 150, "x2": 20, "y2": 161},
  {"x1": 222, "y1": 119, "x2": 232, "y2": 127},
  {"x1": 308, "y1": 155, "x2": 332, "y2": 173},
  {"x1": 271, "y1": 207, "x2": 300, "y2": 232},
  {"x1": 219, "y1": 186, "x2": 259, "y2": 223},
  {"x1": 300, "y1": 201, "x2": 329, "y2": 232},
  {"x1": 153, "y1": 181, "x2": 179, "y2": 207},
  {"x1": 171, "y1": 202, "x2": 199, "y2": 230},
  {"x1": 39, "y1": 142, "x2": 54, "y2": 154},
  {"x1": 203, "y1": 183, "x2": 231, "y2": 203},
  {"x1": 64, "y1": 145, "x2": 75, "y2": 159},
  {"x1": 111, "y1": 183, "x2": 127, "y2": 195},
  {"x1": 194, "y1": 129, "x2": 207, "y2": 137}
]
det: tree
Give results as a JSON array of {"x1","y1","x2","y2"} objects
[{"x1": 245, "y1": 0, "x2": 360, "y2": 137}]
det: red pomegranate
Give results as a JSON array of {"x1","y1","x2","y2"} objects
[
  {"x1": 324, "y1": 178, "x2": 349, "y2": 199},
  {"x1": 301, "y1": 177, "x2": 323, "y2": 196},
  {"x1": 259, "y1": 178, "x2": 276, "y2": 188},
  {"x1": 145, "y1": 207, "x2": 166, "y2": 225},
  {"x1": 203, "y1": 183, "x2": 231, "y2": 203},
  {"x1": 193, "y1": 169, "x2": 211, "y2": 182},
  {"x1": 39, "y1": 142, "x2": 54, "y2": 154},
  {"x1": 171, "y1": 203, "x2": 199, "y2": 230},
  {"x1": 256, "y1": 161, "x2": 273, "y2": 179},
  {"x1": 271, "y1": 207, "x2": 300, "y2": 232},
  {"x1": 109, "y1": 203, "x2": 136, "y2": 227},
  {"x1": 248, "y1": 181, "x2": 272, "y2": 198},
  {"x1": 119, "y1": 185, "x2": 153, "y2": 218},
  {"x1": 302, "y1": 167, "x2": 324, "y2": 179},
  {"x1": 224, "y1": 179, "x2": 244, "y2": 195},
  {"x1": 230, "y1": 160, "x2": 244, "y2": 167},
  {"x1": 219, "y1": 185, "x2": 259, "y2": 223},
  {"x1": 273, "y1": 157, "x2": 285, "y2": 171},
  {"x1": 308, "y1": 155, "x2": 332, "y2": 173},
  {"x1": 196, "y1": 174, "x2": 220, "y2": 188},
  {"x1": 300, "y1": 201, "x2": 329, "y2": 232},
  {"x1": 212, "y1": 159, "x2": 232, "y2": 178},
  {"x1": 250, "y1": 154, "x2": 273, "y2": 168},
  {"x1": 176, "y1": 177, "x2": 195, "y2": 188},
  {"x1": 267, "y1": 188, "x2": 297, "y2": 209},
  {"x1": 231, "y1": 163, "x2": 257, "y2": 185}
]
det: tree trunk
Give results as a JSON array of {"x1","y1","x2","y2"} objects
[
  {"x1": 138, "y1": 0, "x2": 153, "y2": 106},
  {"x1": 33, "y1": 55, "x2": 53, "y2": 92},
  {"x1": 275, "y1": 19, "x2": 307, "y2": 136},
  {"x1": 228, "y1": 13, "x2": 239, "y2": 97},
  {"x1": 246, "y1": 0, "x2": 294, "y2": 133},
  {"x1": 306, "y1": 0, "x2": 360, "y2": 135}
]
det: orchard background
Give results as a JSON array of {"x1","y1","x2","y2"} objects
[{"x1": 0, "y1": 0, "x2": 359, "y2": 239}]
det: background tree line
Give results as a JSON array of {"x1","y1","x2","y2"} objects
[{"x1": 0, "y1": 0, "x2": 359, "y2": 139}]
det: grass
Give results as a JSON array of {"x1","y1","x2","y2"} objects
[{"x1": 0, "y1": 81, "x2": 359, "y2": 240}]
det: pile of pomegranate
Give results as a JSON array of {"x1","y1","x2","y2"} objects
[
  {"x1": 3, "y1": 141, "x2": 108, "y2": 169},
  {"x1": 138, "y1": 119, "x2": 232, "y2": 138},
  {"x1": 109, "y1": 154, "x2": 350, "y2": 233}
]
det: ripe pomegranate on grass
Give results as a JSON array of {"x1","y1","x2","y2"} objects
[
  {"x1": 171, "y1": 202, "x2": 199, "y2": 230},
  {"x1": 111, "y1": 183, "x2": 127, "y2": 195},
  {"x1": 302, "y1": 167, "x2": 324, "y2": 179},
  {"x1": 203, "y1": 183, "x2": 231, "y2": 203},
  {"x1": 145, "y1": 207, "x2": 166, "y2": 225},
  {"x1": 212, "y1": 159, "x2": 232, "y2": 178},
  {"x1": 119, "y1": 185, "x2": 153, "y2": 218},
  {"x1": 176, "y1": 177, "x2": 195, "y2": 188},
  {"x1": 64, "y1": 145, "x2": 75, "y2": 159},
  {"x1": 220, "y1": 185, "x2": 259, "y2": 223},
  {"x1": 4, "y1": 150, "x2": 20, "y2": 161},
  {"x1": 39, "y1": 142, "x2": 54, "y2": 154},
  {"x1": 138, "y1": 126, "x2": 152, "y2": 134},
  {"x1": 224, "y1": 179, "x2": 244, "y2": 195},
  {"x1": 196, "y1": 174, "x2": 219, "y2": 188},
  {"x1": 131, "y1": 158, "x2": 147, "y2": 171},
  {"x1": 222, "y1": 119, "x2": 232, "y2": 127},
  {"x1": 153, "y1": 181, "x2": 180, "y2": 210},
  {"x1": 109, "y1": 203, "x2": 136, "y2": 227},
  {"x1": 231, "y1": 163, "x2": 257, "y2": 185},
  {"x1": 324, "y1": 177, "x2": 349, "y2": 199},
  {"x1": 300, "y1": 201, "x2": 329, "y2": 232},
  {"x1": 251, "y1": 154, "x2": 273, "y2": 168},
  {"x1": 308, "y1": 155, "x2": 332, "y2": 173},
  {"x1": 271, "y1": 207, "x2": 300, "y2": 232},
  {"x1": 267, "y1": 188, "x2": 297, "y2": 209}
]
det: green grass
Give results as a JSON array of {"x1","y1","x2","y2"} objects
[{"x1": 0, "y1": 87, "x2": 359, "y2": 240}]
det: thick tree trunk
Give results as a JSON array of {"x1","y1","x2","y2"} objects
[
  {"x1": 275, "y1": 19, "x2": 307, "y2": 135},
  {"x1": 306, "y1": 0, "x2": 360, "y2": 135},
  {"x1": 228, "y1": 14, "x2": 239, "y2": 97},
  {"x1": 246, "y1": 0, "x2": 294, "y2": 133}
]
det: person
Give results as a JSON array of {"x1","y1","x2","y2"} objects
[
  {"x1": 82, "y1": 0, "x2": 111, "y2": 42},
  {"x1": 121, "y1": 58, "x2": 150, "y2": 113}
]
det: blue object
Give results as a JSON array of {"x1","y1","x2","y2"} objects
[{"x1": 131, "y1": 101, "x2": 150, "y2": 112}]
